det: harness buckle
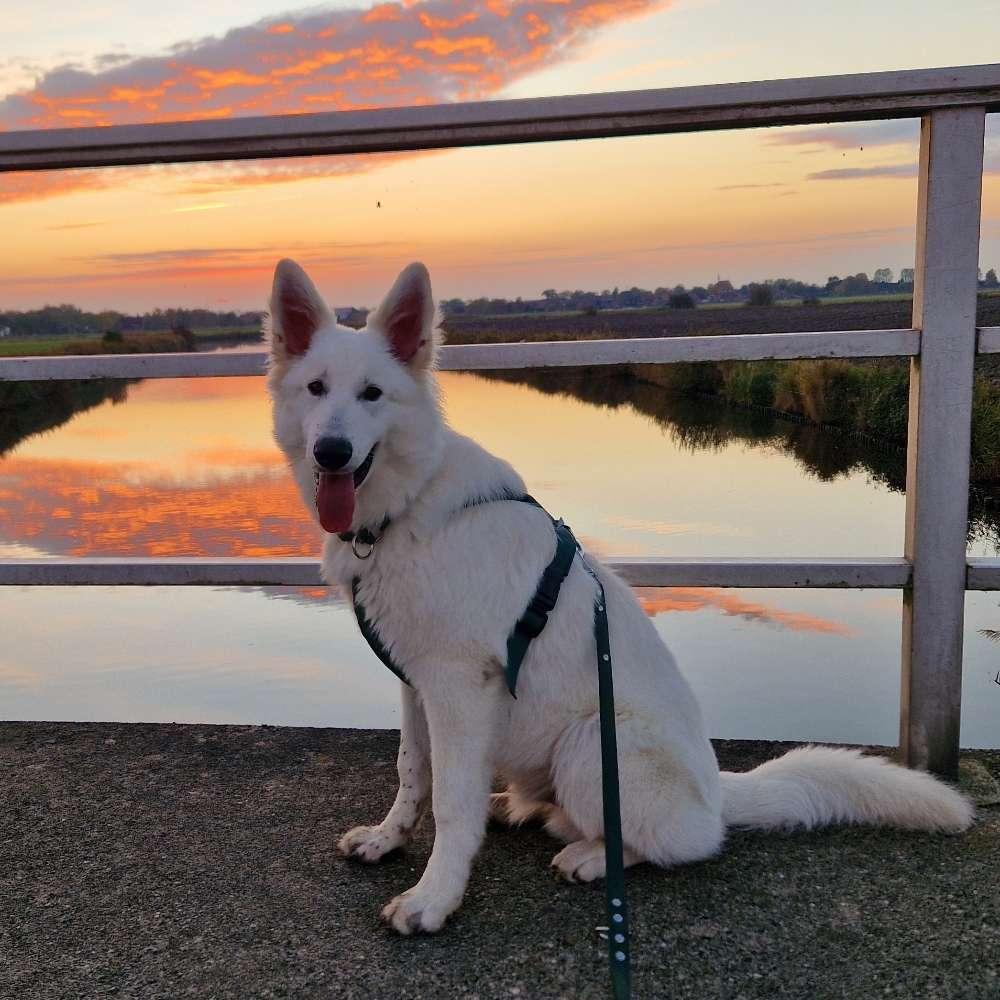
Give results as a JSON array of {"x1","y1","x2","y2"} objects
[
  {"x1": 517, "y1": 605, "x2": 548, "y2": 639},
  {"x1": 518, "y1": 586, "x2": 559, "y2": 638}
]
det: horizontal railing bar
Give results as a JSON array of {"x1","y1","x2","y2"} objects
[
  {"x1": 442, "y1": 329, "x2": 919, "y2": 369},
  {"x1": 0, "y1": 329, "x2": 920, "y2": 382},
  {"x1": 975, "y1": 326, "x2": 1000, "y2": 353},
  {"x1": 612, "y1": 557, "x2": 912, "y2": 589},
  {"x1": 2, "y1": 65, "x2": 998, "y2": 171},
  {"x1": 966, "y1": 558, "x2": 1000, "y2": 590},
  {"x1": 0, "y1": 556, "x2": 912, "y2": 589}
]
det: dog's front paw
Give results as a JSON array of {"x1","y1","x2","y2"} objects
[
  {"x1": 380, "y1": 886, "x2": 461, "y2": 935},
  {"x1": 338, "y1": 825, "x2": 404, "y2": 863}
]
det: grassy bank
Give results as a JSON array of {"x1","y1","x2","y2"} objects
[
  {"x1": 0, "y1": 327, "x2": 261, "y2": 358},
  {"x1": 620, "y1": 358, "x2": 1000, "y2": 483}
]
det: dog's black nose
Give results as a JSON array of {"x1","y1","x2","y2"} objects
[{"x1": 313, "y1": 437, "x2": 353, "y2": 472}]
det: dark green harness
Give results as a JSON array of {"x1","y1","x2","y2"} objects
[{"x1": 348, "y1": 494, "x2": 631, "y2": 1000}]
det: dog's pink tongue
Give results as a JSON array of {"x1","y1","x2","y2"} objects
[{"x1": 316, "y1": 472, "x2": 355, "y2": 534}]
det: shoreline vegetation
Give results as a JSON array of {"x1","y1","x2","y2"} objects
[{"x1": 443, "y1": 293, "x2": 1000, "y2": 484}]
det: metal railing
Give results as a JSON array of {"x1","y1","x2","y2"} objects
[{"x1": 3, "y1": 64, "x2": 999, "y2": 777}]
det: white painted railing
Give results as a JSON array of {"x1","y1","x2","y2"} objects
[{"x1": 2, "y1": 64, "x2": 998, "y2": 776}]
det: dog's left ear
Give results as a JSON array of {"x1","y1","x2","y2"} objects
[{"x1": 370, "y1": 262, "x2": 436, "y2": 370}]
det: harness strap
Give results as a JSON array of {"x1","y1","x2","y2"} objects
[
  {"x1": 351, "y1": 577, "x2": 411, "y2": 687},
  {"x1": 504, "y1": 517, "x2": 578, "y2": 697},
  {"x1": 349, "y1": 493, "x2": 632, "y2": 1000}
]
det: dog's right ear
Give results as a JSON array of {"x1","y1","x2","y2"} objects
[{"x1": 270, "y1": 259, "x2": 330, "y2": 357}]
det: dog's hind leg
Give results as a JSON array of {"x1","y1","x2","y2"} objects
[
  {"x1": 489, "y1": 768, "x2": 555, "y2": 825},
  {"x1": 549, "y1": 712, "x2": 724, "y2": 881},
  {"x1": 338, "y1": 682, "x2": 431, "y2": 863},
  {"x1": 551, "y1": 839, "x2": 644, "y2": 882}
]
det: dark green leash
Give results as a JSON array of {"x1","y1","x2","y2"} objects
[{"x1": 349, "y1": 494, "x2": 632, "y2": 1000}]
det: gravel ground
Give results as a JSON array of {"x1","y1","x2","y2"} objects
[{"x1": 1, "y1": 723, "x2": 997, "y2": 1000}]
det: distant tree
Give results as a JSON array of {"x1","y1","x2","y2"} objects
[
  {"x1": 899, "y1": 267, "x2": 915, "y2": 286},
  {"x1": 691, "y1": 286, "x2": 709, "y2": 301},
  {"x1": 668, "y1": 292, "x2": 695, "y2": 309},
  {"x1": 984, "y1": 268, "x2": 999, "y2": 289},
  {"x1": 825, "y1": 276, "x2": 841, "y2": 292},
  {"x1": 873, "y1": 267, "x2": 894, "y2": 284},
  {"x1": 829, "y1": 273, "x2": 873, "y2": 296},
  {"x1": 747, "y1": 283, "x2": 775, "y2": 307},
  {"x1": 102, "y1": 330, "x2": 123, "y2": 343}
]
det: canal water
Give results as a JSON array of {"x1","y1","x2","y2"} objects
[{"x1": 1, "y1": 355, "x2": 998, "y2": 746}]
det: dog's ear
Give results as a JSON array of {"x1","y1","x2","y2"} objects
[
  {"x1": 270, "y1": 259, "x2": 330, "y2": 357},
  {"x1": 370, "y1": 262, "x2": 436, "y2": 370}
]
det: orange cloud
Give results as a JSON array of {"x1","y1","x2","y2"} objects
[
  {"x1": 419, "y1": 11, "x2": 481, "y2": 29},
  {"x1": 0, "y1": 170, "x2": 116, "y2": 205},
  {"x1": 634, "y1": 587, "x2": 853, "y2": 636},
  {"x1": 365, "y1": 3, "x2": 406, "y2": 23},
  {"x1": 0, "y1": 0, "x2": 669, "y2": 205},
  {"x1": 0, "y1": 453, "x2": 320, "y2": 559},
  {"x1": 413, "y1": 35, "x2": 496, "y2": 56}
]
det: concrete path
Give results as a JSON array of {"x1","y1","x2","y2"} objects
[{"x1": 1, "y1": 723, "x2": 997, "y2": 1000}]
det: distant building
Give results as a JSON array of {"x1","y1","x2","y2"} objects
[
  {"x1": 706, "y1": 279, "x2": 739, "y2": 303},
  {"x1": 0, "y1": 326, "x2": 10, "y2": 338}
]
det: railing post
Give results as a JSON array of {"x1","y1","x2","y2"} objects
[{"x1": 900, "y1": 106, "x2": 986, "y2": 777}]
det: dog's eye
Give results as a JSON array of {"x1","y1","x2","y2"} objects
[
  {"x1": 307, "y1": 380, "x2": 326, "y2": 397},
  {"x1": 360, "y1": 385, "x2": 383, "y2": 402}
]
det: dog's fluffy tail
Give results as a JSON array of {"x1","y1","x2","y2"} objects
[{"x1": 719, "y1": 746, "x2": 973, "y2": 834}]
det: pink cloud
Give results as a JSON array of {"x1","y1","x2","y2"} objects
[{"x1": 1, "y1": 0, "x2": 668, "y2": 205}]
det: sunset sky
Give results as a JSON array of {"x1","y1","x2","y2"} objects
[{"x1": 2, "y1": 0, "x2": 998, "y2": 311}]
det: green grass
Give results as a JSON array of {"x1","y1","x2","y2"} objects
[{"x1": 0, "y1": 338, "x2": 79, "y2": 357}]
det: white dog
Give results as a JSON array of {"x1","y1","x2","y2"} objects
[{"x1": 267, "y1": 258, "x2": 973, "y2": 936}]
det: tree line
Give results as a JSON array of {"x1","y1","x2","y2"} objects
[
  {"x1": 0, "y1": 305, "x2": 264, "y2": 339},
  {"x1": 2, "y1": 266, "x2": 999, "y2": 335},
  {"x1": 441, "y1": 267, "x2": 1000, "y2": 316}
]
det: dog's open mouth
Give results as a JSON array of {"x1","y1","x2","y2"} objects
[{"x1": 313, "y1": 445, "x2": 376, "y2": 534}]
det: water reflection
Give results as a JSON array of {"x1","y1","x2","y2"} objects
[{"x1": 1, "y1": 365, "x2": 998, "y2": 746}]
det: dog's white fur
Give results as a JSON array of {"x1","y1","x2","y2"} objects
[{"x1": 267, "y1": 259, "x2": 974, "y2": 935}]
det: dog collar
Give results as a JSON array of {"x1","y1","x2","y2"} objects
[{"x1": 338, "y1": 518, "x2": 391, "y2": 559}]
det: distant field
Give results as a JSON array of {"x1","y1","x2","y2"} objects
[{"x1": 443, "y1": 294, "x2": 1000, "y2": 346}]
